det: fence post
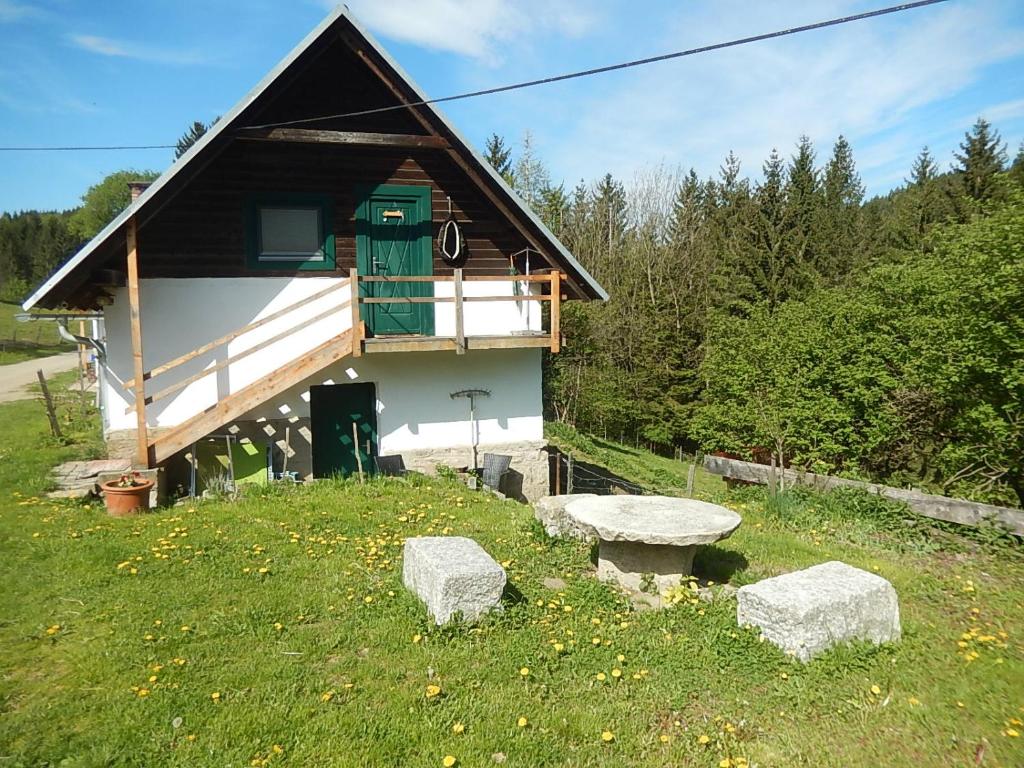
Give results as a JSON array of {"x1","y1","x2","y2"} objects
[
  {"x1": 37, "y1": 370, "x2": 62, "y2": 438},
  {"x1": 566, "y1": 452, "x2": 574, "y2": 495},
  {"x1": 686, "y1": 458, "x2": 697, "y2": 497},
  {"x1": 768, "y1": 456, "x2": 778, "y2": 498}
]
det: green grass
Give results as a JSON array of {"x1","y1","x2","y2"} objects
[
  {"x1": 1, "y1": 407, "x2": 1022, "y2": 766},
  {"x1": 0, "y1": 299, "x2": 73, "y2": 364},
  {"x1": 545, "y1": 422, "x2": 726, "y2": 497}
]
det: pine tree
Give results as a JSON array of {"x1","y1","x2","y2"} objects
[
  {"x1": 512, "y1": 132, "x2": 552, "y2": 211},
  {"x1": 1009, "y1": 142, "x2": 1024, "y2": 188},
  {"x1": 908, "y1": 146, "x2": 936, "y2": 187},
  {"x1": 953, "y1": 118, "x2": 1007, "y2": 201},
  {"x1": 816, "y1": 135, "x2": 864, "y2": 279},
  {"x1": 780, "y1": 135, "x2": 820, "y2": 298},
  {"x1": 175, "y1": 120, "x2": 211, "y2": 160},
  {"x1": 483, "y1": 133, "x2": 513, "y2": 184}
]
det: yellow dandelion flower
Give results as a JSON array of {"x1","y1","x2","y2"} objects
[
  {"x1": 143, "y1": 634, "x2": 155, "y2": 641},
  {"x1": 611, "y1": 668, "x2": 622, "y2": 678},
  {"x1": 659, "y1": 734, "x2": 669, "y2": 743},
  {"x1": 274, "y1": 622, "x2": 283, "y2": 631},
  {"x1": 616, "y1": 654, "x2": 625, "y2": 663},
  {"x1": 596, "y1": 672, "x2": 607, "y2": 681},
  {"x1": 425, "y1": 684, "x2": 442, "y2": 698},
  {"x1": 519, "y1": 667, "x2": 530, "y2": 677},
  {"x1": 698, "y1": 734, "x2": 711, "y2": 745},
  {"x1": 1006, "y1": 728, "x2": 1020, "y2": 738},
  {"x1": 137, "y1": 688, "x2": 150, "y2": 697},
  {"x1": 148, "y1": 675, "x2": 158, "y2": 683},
  {"x1": 517, "y1": 716, "x2": 528, "y2": 728},
  {"x1": 719, "y1": 759, "x2": 733, "y2": 768},
  {"x1": 452, "y1": 722, "x2": 465, "y2": 734},
  {"x1": 601, "y1": 730, "x2": 615, "y2": 743},
  {"x1": 780, "y1": 672, "x2": 788, "y2": 680},
  {"x1": 413, "y1": 634, "x2": 422, "y2": 644},
  {"x1": 210, "y1": 692, "x2": 221, "y2": 701},
  {"x1": 870, "y1": 684, "x2": 881, "y2": 696},
  {"x1": 258, "y1": 567, "x2": 269, "y2": 575},
  {"x1": 908, "y1": 696, "x2": 920, "y2": 706},
  {"x1": 442, "y1": 756, "x2": 457, "y2": 767},
  {"x1": 181, "y1": 625, "x2": 191, "y2": 632},
  {"x1": 321, "y1": 691, "x2": 334, "y2": 702},
  {"x1": 553, "y1": 643, "x2": 565, "y2": 653},
  {"x1": 272, "y1": 745, "x2": 284, "y2": 755}
]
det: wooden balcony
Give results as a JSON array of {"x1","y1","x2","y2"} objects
[{"x1": 348, "y1": 268, "x2": 561, "y2": 356}]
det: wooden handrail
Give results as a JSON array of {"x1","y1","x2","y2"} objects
[
  {"x1": 357, "y1": 274, "x2": 552, "y2": 283},
  {"x1": 127, "y1": 299, "x2": 350, "y2": 413},
  {"x1": 125, "y1": 278, "x2": 350, "y2": 389}
]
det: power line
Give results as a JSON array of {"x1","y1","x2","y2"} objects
[
  {"x1": 0, "y1": 0, "x2": 949, "y2": 152},
  {"x1": 240, "y1": 0, "x2": 950, "y2": 131},
  {"x1": 0, "y1": 145, "x2": 174, "y2": 152}
]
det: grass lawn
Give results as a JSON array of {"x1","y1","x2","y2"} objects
[
  {"x1": 0, "y1": 299, "x2": 73, "y2": 365},
  {"x1": 1, "y1": 403, "x2": 1022, "y2": 766}
]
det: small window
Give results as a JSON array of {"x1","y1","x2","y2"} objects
[
  {"x1": 246, "y1": 195, "x2": 334, "y2": 271},
  {"x1": 259, "y1": 206, "x2": 323, "y2": 260}
]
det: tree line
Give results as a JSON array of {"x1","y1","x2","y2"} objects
[
  {"x1": 0, "y1": 121, "x2": 211, "y2": 304},
  {"x1": 484, "y1": 120, "x2": 1024, "y2": 505}
]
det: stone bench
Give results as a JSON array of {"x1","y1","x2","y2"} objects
[
  {"x1": 402, "y1": 537, "x2": 506, "y2": 625},
  {"x1": 736, "y1": 561, "x2": 901, "y2": 662}
]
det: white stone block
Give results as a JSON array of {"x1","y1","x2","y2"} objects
[
  {"x1": 533, "y1": 494, "x2": 598, "y2": 539},
  {"x1": 402, "y1": 536, "x2": 506, "y2": 625},
  {"x1": 737, "y1": 561, "x2": 901, "y2": 662}
]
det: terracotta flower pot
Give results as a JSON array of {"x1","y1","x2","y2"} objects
[{"x1": 100, "y1": 479, "x2": 154, "y2": 517}]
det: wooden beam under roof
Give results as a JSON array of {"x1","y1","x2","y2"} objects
[{"x1": 238, "y1": 128, "x2": 450, "y2": 149}]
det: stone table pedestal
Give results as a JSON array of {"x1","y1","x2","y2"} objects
[{"x1": 565, "y1": 496, "x2": 742, "y2": 597}]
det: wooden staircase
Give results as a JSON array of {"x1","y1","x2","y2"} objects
[{"x1": 149, "y1": 328, "x2": 353, "y2": 465}]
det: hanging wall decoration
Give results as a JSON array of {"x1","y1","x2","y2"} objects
[{"x1": 437, "y1": 196, "x2": 464, "y2": 266}]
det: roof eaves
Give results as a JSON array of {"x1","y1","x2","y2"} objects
[{"x1": 22, "y1": 5, "x2": 349, "y2": 311}]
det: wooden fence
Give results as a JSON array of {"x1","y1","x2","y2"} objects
[{"x1": 702, "y1": 455, "x2": 1024, "y2": 537}]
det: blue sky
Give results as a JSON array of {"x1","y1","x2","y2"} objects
[{"x1": 1, "y1": 0, "x2": 1022, "y2": 214}]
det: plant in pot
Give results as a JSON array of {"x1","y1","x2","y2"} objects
[{"x1": 100, "y1": 471, "x2": 154, "y2": 517}]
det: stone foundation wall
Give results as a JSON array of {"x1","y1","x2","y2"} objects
[
  {"x1": 106, "y1": 428, "x2": 550, "y2": 502},
  {"x1": 393, "y1": 440, "x2": 550, "y2": 502}
]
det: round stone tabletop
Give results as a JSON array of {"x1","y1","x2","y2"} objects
[{"x1": 564, "y1": 495, "x2": 741, "y2": 546}]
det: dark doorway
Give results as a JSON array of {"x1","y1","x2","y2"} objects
[{"x1": 310, "y1": 383, "x2": 377, "y2": 478}]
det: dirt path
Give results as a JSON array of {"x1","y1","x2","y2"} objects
[{"x1": 0, "y1": 352, "x2": 81, "y2": 403}]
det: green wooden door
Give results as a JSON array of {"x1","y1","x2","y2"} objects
[
  {"x1": 356, "y1": 185, "x2": 433, "y2": 336},
  {"x1": 310, "y1": 383, "x2": 376, "y2": 478}
]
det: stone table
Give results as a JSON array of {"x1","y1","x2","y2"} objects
[{"x1": 565, "y1": 495, "x2": 742, "y2": 594}]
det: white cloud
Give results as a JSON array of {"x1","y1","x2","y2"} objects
[
  {"x1": 544, "y1": 0, "x2": 1024, "y2": 194},
  {"x1": 343, "y1": 0, "x2": 598, "y2": 63},
  {"x1": 68, "y1": 33, "x2": 212, "y2": 65},
  {"x1": 0, "y1": 0, "x2": 40, "y2": 23},
  {"x1": 71, "y1": 34, "x2": 129, "y2": 57}
]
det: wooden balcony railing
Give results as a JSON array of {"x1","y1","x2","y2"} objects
[{"x1": 349, "y1": 267, "x2": 561, "y2": 356}]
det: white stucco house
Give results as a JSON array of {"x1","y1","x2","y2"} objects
[{"x1": 22, "y1": 6, "x2": 606, "y2": 500}]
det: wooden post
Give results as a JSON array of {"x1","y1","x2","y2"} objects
[
  {"x1": 453, "y1": 267, "x2": 465, "y2": 355},
  {"x1": 37, "y1": 370, "x2": 62, "y2": 438},
  {"x1": 349, "y1": 268, "x2": 362, "y2": 358},
  {"x1": 566, "y1": 452, "x2": 574, "y2": 495},
  {"x1": 549, "y1": 270, "x2": 561, "y2": 353},
  {"x1": 125, "y1": 215, "x2": 150, "y2": 467},
  {"x1": 686, "y1": 459, "x2": 697, "y2": 497},
  {"x1": 768, "y1": 456, "x2": 778, "y2": 498},
  {"x1": 352, "y1": 422, "x2": 364, "y2": 483}
]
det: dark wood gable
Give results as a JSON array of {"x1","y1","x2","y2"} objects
[{"x1": 72, "y1": 23, "x2": 571, "y2": 301}]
